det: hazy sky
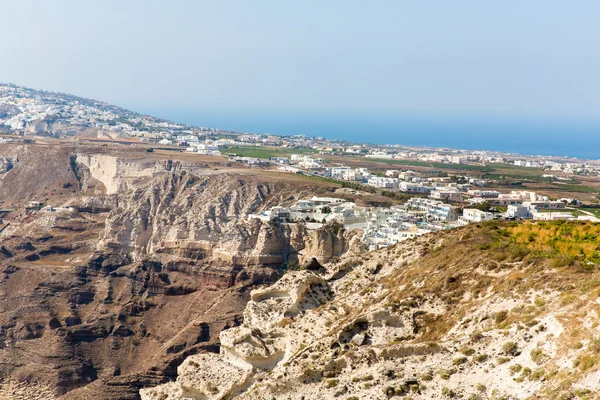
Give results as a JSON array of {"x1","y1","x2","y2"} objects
[{"x1": 2, "y1": 0, "x2": 599, "y2": 121}]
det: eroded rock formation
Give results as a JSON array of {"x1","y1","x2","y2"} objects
[
  {"x1": 0, "y1": 148, "x2": 356, "y2": 400},
  {"x1": 142, "y1": 222, "x2": 600, "y2": 400}
]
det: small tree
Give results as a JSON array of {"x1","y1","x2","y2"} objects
[{"x1": 473, "y1": 201, "x2": 491, "y2": 212}]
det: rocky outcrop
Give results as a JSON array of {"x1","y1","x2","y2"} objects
[
  {"x1": 0, "y1": 144, "x2": 81, "y2": 207},
  {"x1": 289, "y1": 222, "x2": 352, "y2": 266},
  {"x1": 141, "y1": 270, "x2": 332, "y2": 400},
  {"x1": 99, "y1": 172, "x2": 355, "y2": 266},
  {"x1": 142, "y1": 222, "x2": 600, "y2": 400},
  {"x1": 0, "y1": 156, "x2": 15, "y2": 175},
  {"x1": 142, "y1": 353, "x2": 253, "y2": 400},
  {"x1": 73, "y1": 154, "x2": 172, "y2": 195},
  {"x1": 0, "y1": 160, "x2": 356, "y2": 400}
]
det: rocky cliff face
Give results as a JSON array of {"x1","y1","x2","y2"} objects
[
  {"x1": 98, "y1": 171, "x2": 354, "y2": 266},
  {"x1": 142, "y1": 221, "x2": 600, "y2": 400},
  {"x1": 0, "y1": 152, "x2": 355, "y2": 400},
  {"x1": 0, "y1": 156, "x2": 15, "y2": 175},
  {"x1": 0, "y1": 144, "x2": 81, "y2": 208},
  {"x1": 73, "y1": 154, "x2": 174, "y2": 195}
]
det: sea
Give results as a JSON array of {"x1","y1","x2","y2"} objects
[{"x1": 148, "y1": 110, "x2": 600, "y2": 160}]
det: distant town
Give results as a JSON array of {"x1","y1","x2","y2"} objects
[
  {"x1": 3, "y1": 81, "x2": 600, "y2": 250},
  {"x1": 248, "y1": 187, "x2": 596, "y2": 250}
]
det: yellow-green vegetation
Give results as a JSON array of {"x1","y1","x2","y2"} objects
[
  {"x1": 441, "y1": 386, "x2": 455, "y2": 397},
  {"x1": 382, "y1": 385, "x2": 409, "y2": 396},
  {"x1": 579, "y1": 207, "x2": 600, "y2": 218},
  {"x1": 459, "y1": 345, "x2": 476, "y2": 356},
  {"x1": 453, "y1": 356, "x2": 468, "y2": 366},
  {"x1": 363, "y1": 220, "x2": 600, "y2": 397},
  {"x1": 223, "y1": 145, "x2": 317, "y2": 159},
  {"x1": 530, "y1": 368, "x2": 545, "y2": 381},
  {"x1": 419, "y1": 371, "x2": 434, "y2": 381},
  {"x1": 502, "y1": 341, "x2": 518, "y2": 356},
  {"x1": 380, "y1": 220, "x2": 600, "y2": 345},
  {"x1": 509, "y1": 364, "x2": 522, "y2": 375},
  {"x1": 496, "y1": 356, "x2": 511, "y2": 364},
  {"x1": 360, "y1": 157, "x2": 493, "y2": 172},
  {"x1": 530, "y1": 347, "x2": 547, "y2": 364},
  {"x1": 508, "y1": 220, "x2": 600, "y2": 265},
  {"x1": 325, "y1": 378, "x2": 339, "y2": 388},
  {"x1": 437, "y1": 369, "x2": 456, "y2": 380}
]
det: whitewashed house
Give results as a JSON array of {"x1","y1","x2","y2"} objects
[
  {"x1": 459, "y1": 209, "x2": 494, "y2": 225},
  {"x1": 506, "y1": 205, "x2": 532, "y2": 219}
]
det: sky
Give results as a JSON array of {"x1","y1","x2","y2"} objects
[{"x1": 1, "y1": 1, "x2": 600, "y2": 126}]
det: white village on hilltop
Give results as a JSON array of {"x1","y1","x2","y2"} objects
[{"x1": 249, "y1": 186, "x2": 600, "y2": 250}]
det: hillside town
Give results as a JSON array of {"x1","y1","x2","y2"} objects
[
  {"x1": 2, "y1": 83, "x2": 600, "y2": 178},
  {"x1": 0, "y1": 83, "x2": 209, "y2": 138},
  {"x1": 249, "y1": 186, "x2": 600, "y2": 250},
  {"x1": 228, "y1": 147, "x2": 600, "y2": 177}
]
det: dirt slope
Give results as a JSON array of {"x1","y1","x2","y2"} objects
[{"x1": 144, "y1": 220, "x2": 600, "y2": 400}]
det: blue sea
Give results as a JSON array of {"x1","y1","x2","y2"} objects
[{"x1": 147, "y1": 110, "x2": 600, "y2": 160}]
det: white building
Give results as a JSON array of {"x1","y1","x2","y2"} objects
[
  {"x1": 523, "y1": 201, "x2": 565, "y2": 210},
  {"x1": 298, "y1": 160, "x2": 322, "y2": 169},
  {"x1": 459, "y1": 209, "x2": 494, "y2": 225},
  {"x1": 430, "y1": 188, "x2": 462, "y2": 203},
  {"x1": 270, "y1": 156, "x2": 290, "y2": 164},
  {"x1": 407, "y1": 198, "x2": 459, "y2": 222},
  {"x1": 450, "y1": 155, "x2": 464, "y2": 164},
  {"x1": 367, "y1": 177, "x2": 399, "y2": 189},
  {"x1": 399, "y1": 182, "x2": 430, "y2": 194},
  {"x1": 329, "y1": 167, "x2": 370, "y2": 181},
  {"x1": 467, "y1": 190, "x2": 500, "y2": 198},
  {"x1": 532, "y1": 211, "x2": 575, "y2": 221},
  {"x1": 310, "y1": 196, "x2": 345, "y2": 206},
  {"x1": 506, "y1": 205, "x2": 532, "y2": 219}
]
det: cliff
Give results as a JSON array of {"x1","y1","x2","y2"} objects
[
  {"x1": 98, "y1": 171, "x2": 355, "y2": 266},
  {"x1": 0, "y1": 154, "x2": 355, "y2": 400},
  {"x1": 143, "y1": 221, "x2": 600, "y2": 400}
]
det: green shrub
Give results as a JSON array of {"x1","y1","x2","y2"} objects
[
  {"x1": 530, "y1": 348, "x2": 546, "y2": 364},
  {"x1": 441, "y1": 386, "x2": 455, "y2": 398},
  {"x1": 495, "y1": 311, "x2": 508, "y2": 325},
  {"x1": 438, "y1": 369, "x2": 456, "y2": 380},
  {"x1": 419, "y1": 372, "x2": 434, "y2": 381},
  {"x1": 325, "y1": 378, "x2": 338, "y2": 387},
  {"x1": 529, "y1": 368, "x2": 544, "y2": 381},
  {"x1": 550, "y1": 254, "x2": 575, "y2": 268},
  {"x1": 509, "y1": 364, "x2": 522, "y2": 375},
  {"x1": 470, "y1": 330, "x2": 484, "y2": 342},
  {"x1": 453, "y1": 356, "x2": 468, "y2": 366},
  {"x1": 588, "y1": 336, "x2": 600, "y2": 353},
  {"x1": 502, "y1": 341, "x2": 518, "y2": 356}
]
